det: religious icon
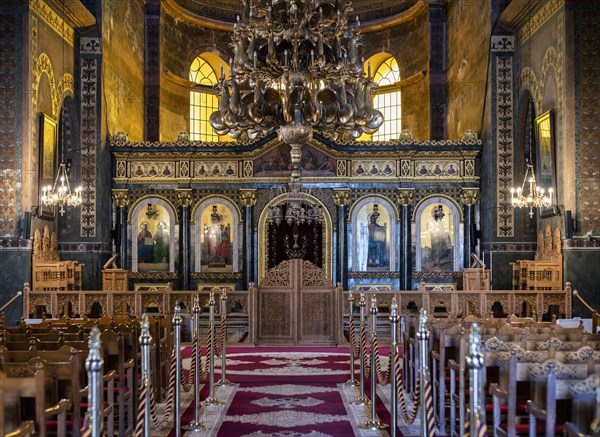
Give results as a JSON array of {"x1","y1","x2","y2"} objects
[
  {"x1": 355, "y1": 203, "x2": 390, "y2": 271},
  {"x1": 420, "y1": 204, "x2": 454, "y2": 270},
  {"x1": 367, "y1": 204, "x2": 387, "y2": 267},
  {"x1": 355, "y1": 164, "x2": 365, "y2": 174},
  {"x1": 135, "y1": 204, "x2": 171, "y2": 272},
  {"x1": 200, "y1": 204, "x2": 233, "y2": 272},
  {"x1": 419, "y1": 164, "x2": 429, "y2": 175},
  {"x1": 137, "y1": 221, "x2": 153, "y2": 264},
  {"x1": 446, "y1": 163, "x2": 456, "y2": 174},
  {"x1": 153, "y1": 221, "x2": 169, "y2": 263}
]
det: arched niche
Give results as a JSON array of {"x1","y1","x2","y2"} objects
[
  {"x1": 129, "y1": 197, "x2": 177, "y2": 273},
  {"x1": 257, "y1": 193, "x2": 332, "y2": 283},
  {"x1": 348, "y1": 196, "x2": 398, "y2": 272},
  {"x1": 413, "y1": 196, "x2": 463, "y2": 272},
  {"x1": 192, "y1": 196, "x2": 241, "y2": 273}
]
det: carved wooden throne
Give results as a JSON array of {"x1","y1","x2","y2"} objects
[
  {"x1": 254, "y1": 259, "x2": 339, "y2": 345},
  {"x1": 32, "y1": 226, "x2": 83, "y2": 291}
]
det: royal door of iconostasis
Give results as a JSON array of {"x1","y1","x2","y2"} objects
[{"x1": 258, "y1": 193, "x2": 333, "y2": 284}]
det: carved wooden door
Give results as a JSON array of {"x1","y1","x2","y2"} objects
[{"x1": 256, "y1": 259, "x2": 338, "y2": 345}]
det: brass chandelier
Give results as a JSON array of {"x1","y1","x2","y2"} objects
[
  {"x1": 210, "y1": 0, "x2": 383, "y2": 144},
  {"x1": 510, "y1": 164, "x2": 553, "y2": 218},
  {"x1": 210, "y1": 0, "x2": 383, "y2": 226},
  {"x1": 510, "y1": 101, "x2": 553, "y2": 218},
  {"x1": 41, "y1": 161, "x2": 82, "y2": 216}
]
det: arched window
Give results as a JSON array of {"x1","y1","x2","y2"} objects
[
  {"x1": 372, "y1": 56, "x2": 401, "y2": 141},
  {"x1": 189, "y1": 55, "x2": 219, "y2": 142}
]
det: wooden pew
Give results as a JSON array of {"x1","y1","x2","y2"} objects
[
  {"x1": 100, "y1": 329, "x2": 134, "y2": 437},
  {"x1": 0, "y1": 361, "x2": 71, "y2": 437},
  {"x1": 3, "y1": 420, "x2": 35, "y2": 437}
]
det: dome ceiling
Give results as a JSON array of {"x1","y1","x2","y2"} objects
[{"x1": 164, "y1": 0, "x2": 422, "y2": 31}]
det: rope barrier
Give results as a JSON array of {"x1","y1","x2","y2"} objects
[
  {"x1": 424, "y1": 378, "x2": 437, "y2": 436},
  {"x1": 397, "y1": 355, "x2": 420, "y2": 424},
  {"x1": 349, "y1": 314, "x2": 360, "y2": 358},
  {"x1": 463, "y1": 415, "x2": 489, "y2": 437},
  {"x1": 134, "y1": 382, "x2": 148, "y2": 437},
  {"x1": 148, "y1": 382, "x2": 162, "y2": 429},
  {"x1": 163, "y1": 350, "x2": 177, "y2": 419}
]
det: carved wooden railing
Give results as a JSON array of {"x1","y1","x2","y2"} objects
[{"x1": 339, "y1": 286, "x2": 573, "y2": 343}]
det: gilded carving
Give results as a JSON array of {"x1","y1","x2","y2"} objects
[
  {"x1": 112, "y1": 190, "x2": 129, "y2": 208},
  {"x1": 30, "y1": 0, "x2": 76, "y2": 46},
  {"x1": 180, "y1": 161, "x2": 190, "y2": 178},
  {"x1": 460, "y1": 188, "x2": 479, "y2": 206},
  {"x1": 239, "y1": 190, "x2": 258, "y2": 207},
  {"x1": 176, "y1": 189, "x2": 194, "y2": 207},
  {"x1": 397, "y1": 189, "x2": 415, "y2": 206},
  {"x1": 243, "y1": 160, "x2": 254, "y2": 178},
  {"x1": 332, "y1": 189, "x2": 351, "y2": 207},
  {"x1": 116, "y1": 161, "x2": 126, "y2": 178}
]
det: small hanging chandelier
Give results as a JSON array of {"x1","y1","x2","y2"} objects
[
  {"x1": 41, "y1": 162, "x2": 82, "y2": 216},
  {"x1": 40, "y1": 0, "x2": 82, "y2": 217},
  {"x1": 510, "y1": 100, "x2": 553, "y2": 218},
  {"x1": 267, "y1": 167, "x2": 323, "y2": 226},
  {"x1": 511, "y1": 164, "x2": 553, "y2": 218}
]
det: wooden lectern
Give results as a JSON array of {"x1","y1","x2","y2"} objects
[
  {"x1": 102, "y1": 254, "x2": 128, "y2": 291},
  {"x1": 463, "y1": 253, "x2": 491, "y2": 290}
]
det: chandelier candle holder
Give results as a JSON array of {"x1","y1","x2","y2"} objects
[
  {"x1": 510, "y1": 164, "x2": 553, "y2": 218},
  {"x1": 41, "y1": 162, "x2": 82, "y2": 216},
  {"x1": 266, "y1": 167, "x2": 324, "y2": 226},
  {"x1": 210, "y1": 0, "x2": 383, "y2": 144}
]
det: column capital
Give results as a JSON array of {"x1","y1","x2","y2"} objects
[
  {"x1": 460, "y1": 188, "x2": 479, "y2": 206},
  {"x1": 397, "y1": 188, "x2": 415, "y2": 206},
  {"x1": 332, "y1": 189, "x2": 351, "y2": 206},
  {"x1": 112, "y1": 189, "x2": 129, "y2": 208},
  {"x1": 239, "y1": 189, "x2": 257, "y2": 207},
  {"x1": 175, "y1": 189, "x2": 194, "y2": 207}
]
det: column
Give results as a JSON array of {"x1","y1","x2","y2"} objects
[
  {"x1": 240, "y1": 189, "x2": 257, "y2": 289},
  {"x1": 461, "y1": 188, "x2": 479, "y2": 268},
  {"x1": 112, "y1": 190, "x2": 129, "y2": 269},
  {"x1": 397, "y1": 189, "x2": 414, "y2": 290},
  {"x1": 176, "y1": 189, "x2": 193, "y2": 290},
  {"x1": 144, "y1": 1, "x2": 161, "y2": 141},
  {"x1": 428, "y1": 2, "x2": 447, "y2": 140},
  {"x1": 333, "y1": 189, "x2": 351, "y2": 290}
]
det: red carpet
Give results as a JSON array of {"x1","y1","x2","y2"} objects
[{"x1": 167, "y1": 346, "x2": 403, "y2": 436}]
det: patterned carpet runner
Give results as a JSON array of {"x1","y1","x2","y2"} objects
[{"x1": 158, "y1": 346, "x2": 415, "y2": 436}]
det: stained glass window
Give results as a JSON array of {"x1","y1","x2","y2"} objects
[
  {"x1": 190, "y1": 56, "x2": 219, "y2": 142},
  {"x1": 372, "y1": 56, "x2": 401, "y2": 141}
]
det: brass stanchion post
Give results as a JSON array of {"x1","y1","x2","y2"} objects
[
  {"x1": 360, "y1": 295, "x2": 388, "y2": 430},
  {"x1": 183, "y1": 295, "x2": 209, "y2": 431},
  {"x1": 173, "y1": 303, "x2": 182, "y2": 437},
  {"x1": 467, "y1": 323, "x2": 485, "y2": 436},
  {"x1": 204, "y1": 291, "x2": 223, "y2": 405},
  {"x1": 346, "y1": 291, "x2": 359, "y2": 386},
  {"x1": 390, "y1": 298, "x2": 399, "y2": 437},
  {"x1": 216, "y1": 289, "x2": 233, "y2": 386},
  {"x1": 351, "y1": 293, "x2": 370, "y2": 405},
  {"x1": 85, "y1": 326, "x2": 103, "y2": 437},
  {"x1": 417, "y1": 307, "x2": 431, "y2": 436},
  {"x1": 140, "y1": 314, "x2": 152, "y2": 436}
]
